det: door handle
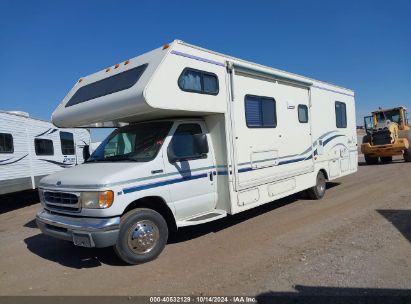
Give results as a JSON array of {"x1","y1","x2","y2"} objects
[
  {"x1": 209, "y1": 171, "x2": 214, "y2": 182},
  {"x1": 151, "y1": 169, "x2": 163, "y2": 174}
]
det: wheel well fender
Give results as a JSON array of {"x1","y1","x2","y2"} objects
[
  {"x1": 318, "y1": 168, "x2": 329, "y2": 180},
  {"x1": 122, "y1": 196, "x2": 177, "y2": 232}
]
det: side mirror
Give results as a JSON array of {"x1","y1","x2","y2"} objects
[
  {"x1": 83, "y1": 145, "x2": 90, "y2": 162},
  {"x1": 193, "y1": 134, "x2": 209, "y2": 155},
  {"x1": 167, "y1": 134, "x2": 209, "y2": 163},
  {"x1": 167, "y1": 146, "x2": 179, "y2": 164}
]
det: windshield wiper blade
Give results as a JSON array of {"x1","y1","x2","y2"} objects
[{"x1": 105, "y1": 156, "x2": 140, "y2": 162}]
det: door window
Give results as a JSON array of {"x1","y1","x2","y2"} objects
[
  {"x1": 169, "y1": 124, "x2": 206, "y2": 160},
  {"x1": 60, "y1": 132, "x2": 75, "y2": 155},
  {"x1": 298, "y1": 105, "x2": 309, "y2": 123}
]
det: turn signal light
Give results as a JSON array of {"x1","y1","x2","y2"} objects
[
  {"x1": 98, "y1": 191, "x2": 114, "y2": 208},
  {"x1": 162, "y1": 44, "x2": 170, "y2": 50}
]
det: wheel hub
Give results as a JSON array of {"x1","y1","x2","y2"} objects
[
  {"x1": 127, "y1": 220, "x2": 159, "y2": 254},
  {"x1": 317, "y1": 176, "x2": 326, "y2": 194}
]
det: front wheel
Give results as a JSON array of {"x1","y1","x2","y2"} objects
[
  {"x1": 404, "y1": 150, "x2": 411, "y2": 162},
  {"x1": 114, "y1": 208, "x2": 168, "y2": 265},
  {"x1": 364, "y1": 154, "x2": 379, "y2": 165},
  {"x1": 380, "y1": 156, "x2": 393, "y2": 164},
  {"x1": 306, "y1": 171, "x2": 326, "y2": 200}
]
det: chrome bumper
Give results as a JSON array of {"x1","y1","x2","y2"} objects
[{"x1": 36, "y1": 209, "x2": 120, "y2": 248}]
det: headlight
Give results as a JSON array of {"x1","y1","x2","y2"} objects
[{"x1": 81, "y1": 191, "x2": 114, "y2": 209}]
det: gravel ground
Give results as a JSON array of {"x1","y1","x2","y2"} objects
[{"x1": 0, "y1": 158, "x2": 410, "y2": 297}]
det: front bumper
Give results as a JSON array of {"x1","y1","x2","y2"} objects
[
  {"x1": 36, "y1": 209, "x2": 120, "y2": 248},
  {"x1": 361, "y1": 139, "x2": 409, "y2": 157}
]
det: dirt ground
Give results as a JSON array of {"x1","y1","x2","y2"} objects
[{"x1": 0, "y1": 157, "x2": 410, "y2": 297}]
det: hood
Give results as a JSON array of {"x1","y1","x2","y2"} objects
[{"x1": 39, "y1": 161, "x2": 153, "y2": 189}]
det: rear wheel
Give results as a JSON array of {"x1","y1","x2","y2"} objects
[
  {"x1": 404, "y1": 150, "x2": 411, "y2": 162},
  {"x1": 380, "y1": 156, "x2": 393, "y2": 164},
  {"x1": 114, "y1": 208, "x2": 168, "y2": 265},
  {"x1": 306, "y1": 171, "x2": 326, "y2": 200},
  {"x1": 364, "y1": 154, "x2": 379, "y2": 165}
]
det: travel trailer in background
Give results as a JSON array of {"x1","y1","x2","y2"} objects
[
  {"x1": 0, "y1": 111, "x2": 90, "y2": 195},
  {"x1": 36, "y1": 40, "x2": 357, "y2": 264}
]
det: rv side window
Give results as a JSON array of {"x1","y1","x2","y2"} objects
[
  {"x1": 298, "y1": 105, "x2": 308, "y2": 123},
  {"x1": 245, "y1": 95, "x2": 277, "y2": 128},
  {"x1": 35, "y1": 139, "x2": 54, "y2": 156},
  {"x1": 0, "y1": 133, "x2": 13, "y2": 154},
  {"x1": 169, "y1": 124, "x2": 207, "y2": 160},
  {"x1": 178, "y1": 68, "x2": 219, "y2": 95},
  {"x1": 66, "y1": 63, "x2": 148, "y2": 107},
  {"x1": 60, "y1": 132, "x2": 75, "y2": 155},
  {"x1": 335, "y1": 101, "x2": 347, "y2": 128}
]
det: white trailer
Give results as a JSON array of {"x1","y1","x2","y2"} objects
[
  {"x1": 0, "y1": 111, "x2": 90, "y2": 195},
  {"x1": 36, "y1": 40, "x2": 357, "y2": 264}
]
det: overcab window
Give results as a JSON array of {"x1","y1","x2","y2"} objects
[{"x1": 178, "y1": 68, "x2": 219, "y2": 95}]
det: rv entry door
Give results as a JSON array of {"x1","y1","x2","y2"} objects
[{"x1": 231, "y1": 72, "x2": 314, "y2": 190}]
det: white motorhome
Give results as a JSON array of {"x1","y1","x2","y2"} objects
[
  {"x1": 36, "y1": 40, "x2": 357, "y2": 264},
  {"x1": 0, "y1": 111, "x2": 90, "y2": 195}
]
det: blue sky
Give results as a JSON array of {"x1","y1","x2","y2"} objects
[{"x1": 1, "y1": 0, "x2": 410, "y2": 141}]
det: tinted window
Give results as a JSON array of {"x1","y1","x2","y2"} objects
[
  {"x1": 60, "y1": 132, "x2": 75, "y2": 155},
  {"x1": 66, "y1": 63, "x2": 148, "y2": 107},
  {"x1": 178, "y1": 68, "x2": 219, "y2": 95},
  {"x1": 169, "y1": 124, "x2": 206, "y2": 160},
  {"x1": 245, "y1": 95, "x2": 277, "y2": 128},
  {"x1": 0, "y1": 133, "x2": 13, "y2": 153},
  {"x1": 335, "y1": 101, "x2": 347, "y2": 128},
  {"x1": 298, "y1": 105, "x2": 309, "y2": 123},
  {"x1": 203, "y1": 73, "x2": 218, "y2": 94},
  {"x1": 35, "y1": 139, "x2": 54, "y2": 156}
]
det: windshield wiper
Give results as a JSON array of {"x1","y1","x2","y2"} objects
[{"x1": 104, "y1": 156, "x2": 140, "y2": 162}]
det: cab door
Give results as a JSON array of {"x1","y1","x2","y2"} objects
[{"x1": 163, "y1": 122, "x2": 217, "y2": 220}]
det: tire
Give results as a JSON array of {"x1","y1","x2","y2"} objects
[
  {"x1": 404, "y1": 150, "x2": 411, "y2": 162},
  {"x1": 364, "y1": 154, "x2": 379, "y2": 165},
  {"x1": 380, "y1": 156, "x2": 393, "y2": 164},
  {"x1": 306, "y1": 171, "x2": 326, "y2": 200},
  {"x1": 114, "y1": 208, "x2": 168, "y2": 265}
]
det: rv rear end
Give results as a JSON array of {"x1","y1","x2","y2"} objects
[{"x1": 36, "y1": 41, "x2": 357, "y2": 264}]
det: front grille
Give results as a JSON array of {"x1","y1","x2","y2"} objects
[
  {"x1": 372, "y1": 128, "x2": 392, "y2": 145},
  {"x1": 44, "y1": 191, "x2": 81, "y2": 213}
]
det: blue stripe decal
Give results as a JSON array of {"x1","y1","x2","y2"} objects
[
  {"x1": 0, "y1": 154, "x2": 28, "y2": 166},
  {"x1": 323, "y1": 134, "x2": 345, "y2": 146},
  {"x1": 123, "y1": 173, "x2": 208, "y2": 194},
  {"x1": 312, "y1": 85, "x2": 354, "y2": 97},
  {"x1": 171, "y1": 50, "x2": 225, "y2": 67},
  {"x1": 0, "y1": 157, "x2": 13, "y2": 163},
  {"x1": 121, "y1": 132, "x2": 349, "y2": 194}
]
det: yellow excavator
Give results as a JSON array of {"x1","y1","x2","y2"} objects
[{"x1": 361, "y1": 106, "x2": 411, "y2": 165}]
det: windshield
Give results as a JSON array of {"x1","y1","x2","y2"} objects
[
  {"x1": 376, "y1": 110, "x2": 401, "y2": 124},
  {"x1": 88, "y1": 121, "x2": 172, "y2": 162}
]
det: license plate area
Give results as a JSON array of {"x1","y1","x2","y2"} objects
[{"x1": 73, "y1": 233, "x2": 93, "y2": 247}]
